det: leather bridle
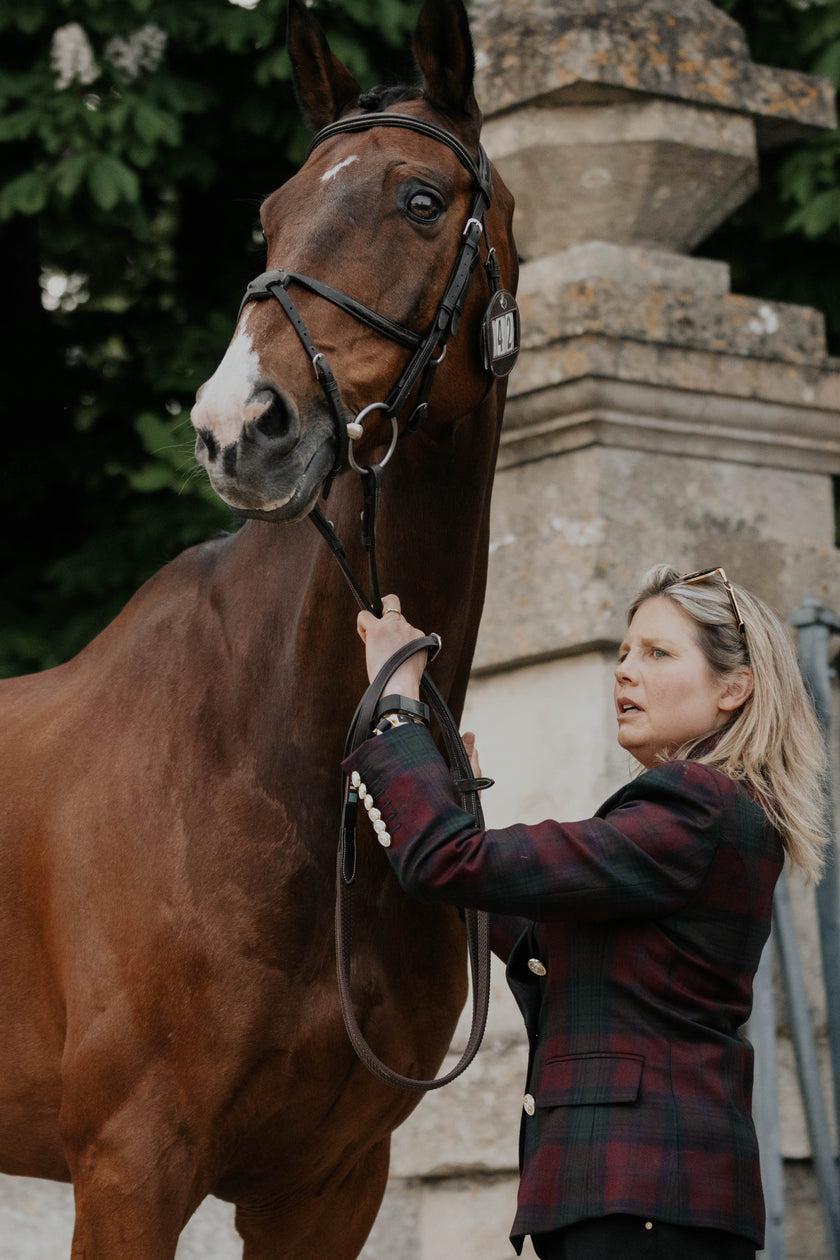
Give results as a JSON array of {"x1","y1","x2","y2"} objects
[{"x1": 237, "y1": 111, "x2": 505, "y2": 491}]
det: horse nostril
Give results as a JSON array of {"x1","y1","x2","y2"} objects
[
  {"x1": 253, "y1": 388, "x2": 294, "y2": 441},
  {"x1": 196, "y1": 428, "x2": 219, "y2": 461}
]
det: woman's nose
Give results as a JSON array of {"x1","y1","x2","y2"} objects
[{"x1": 615, "y1": 654, "x2": 636, "y2": 683}]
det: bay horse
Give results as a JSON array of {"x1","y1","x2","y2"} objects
[{"x1": 0, "y1": 0, "x2": 517, "y2": 1255}]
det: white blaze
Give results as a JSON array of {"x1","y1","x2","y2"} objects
[
  {"x1": 321, "y1": 154, "x2": 359, "y2": 183},
  {"x1": 191, "y1": 310, "x2": 264, "y2": 447}
]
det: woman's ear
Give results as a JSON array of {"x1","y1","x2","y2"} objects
[{"x1": 719, "y1": 668, "x2": 754, "y2": 712}]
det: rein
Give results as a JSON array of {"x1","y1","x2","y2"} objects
[
  {"x1": 312, "y1": 468, "x2": 494, "y2": 1093},
  {"x1": 238, "y1": 109, "x2": 519, "y2": 1091},
  {"x1": 338, "y1": 636, "x2": 493, "y2": 1092}
]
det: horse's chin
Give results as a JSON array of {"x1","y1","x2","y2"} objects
[
  {"x1": 210, "y1": 442, "x2": 335, "y2": 526},
  {"x1": 234, "y1": 496, "x2": 318, "y2": 525}
]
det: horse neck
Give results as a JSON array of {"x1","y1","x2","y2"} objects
[{"x1": 225, "y1": 388, "x2": 502, "y2": 725}]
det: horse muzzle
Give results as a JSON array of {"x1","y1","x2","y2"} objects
[{"x1": 192, "y1": 381, "x2": 338, "y2": 521}]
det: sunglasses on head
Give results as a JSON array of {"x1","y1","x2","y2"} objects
[{"x1": 679, "y1": 567, "x2": 747, "y2": 642}]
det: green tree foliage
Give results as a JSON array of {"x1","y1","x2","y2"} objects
[
  {"x1": 0, "y1": 0, "x2": 418, "y2": 675},
  {"x1": 704, "y1": 0, "x2": 840, "y2": 348}
]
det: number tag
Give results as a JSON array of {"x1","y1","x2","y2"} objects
[{"x1": 481, "y1": 290, "x2": 520, "y2": 378}]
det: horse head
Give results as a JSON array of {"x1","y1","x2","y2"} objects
[{"x1": 190, "y1": 0, "x2": 517, "y2": 523}]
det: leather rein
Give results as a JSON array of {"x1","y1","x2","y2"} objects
[{"x1": 238, "y1": 110, "x2": 519, "y2": 1091}]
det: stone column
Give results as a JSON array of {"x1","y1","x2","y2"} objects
[{"x1": 363, "y1": 3, "x2": 840, "y2": 1259}]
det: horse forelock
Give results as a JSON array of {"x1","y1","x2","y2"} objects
[
  {"x1": 338, "y1": 83, "x2": 482, "y2": 159},
  {"x1": 355, "y1": 84, "x2": 422, "y2": 113}
]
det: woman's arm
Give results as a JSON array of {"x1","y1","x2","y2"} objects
[{"x1": 344, "y1": 722, "x2": 728, "y2": 922}]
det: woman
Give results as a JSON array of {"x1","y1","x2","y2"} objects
[{"x1": 344, "y1": 565, "x2": 828, "y2": 1260}]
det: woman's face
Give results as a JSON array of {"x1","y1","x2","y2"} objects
[{"x1": 614, "y1": 596, "x2": 737, "y2": 769}]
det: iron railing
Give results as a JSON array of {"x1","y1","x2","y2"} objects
[{"x1": 750, "y1": 598, "x2": 840, "y2": 1260}]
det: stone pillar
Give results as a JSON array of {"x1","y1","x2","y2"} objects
[{"x1": 363, "y1": 4, "x2": 840, "y2": 1259}]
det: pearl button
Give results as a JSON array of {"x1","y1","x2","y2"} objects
[
  {"x1": 378, "y1": 832, "x2": 391, "y2": 848},
  {"x1": 523, "y1": 1094, "x2": 535, "y2": 1115},
  {"x1": 527, "y1": 958, "x2": 547, "y2": 976},
  {"x1": 368, "y1": 807, "x2": 381, "y2": 822},
  {"x1": 363, "y1": 793, "x2": 374, "y2": 810},
  {"x1": 351, "y1": 771, "x2": 361, "y2": 788},
  {"x1": 645, "y1": 1222, "x2": 653, "y2": 1231}
]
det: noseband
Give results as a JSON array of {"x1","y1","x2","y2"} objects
[{"x1": 237, "y1": 111, "x2": 516, "y2": 489}]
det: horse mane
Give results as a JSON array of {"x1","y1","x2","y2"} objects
[{"x1": 356, "y1": 84, "x2": 422, "y2": 111}]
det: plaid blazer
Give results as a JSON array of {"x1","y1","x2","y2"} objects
[{"x1": 344, "y1": 723, "x2": 784, "y2": 1250}]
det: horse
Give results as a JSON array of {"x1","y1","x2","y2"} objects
[{"x1": 0, "y1": 0, "x2": 517, "y2": 1255}]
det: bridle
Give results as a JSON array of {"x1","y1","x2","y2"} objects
[
  {"x1": 237, "y1": 109, "x2": 519, "y2": 1092},
  {"x1": 238, "y1": 109, "x2": 519, "y2": 622},
  {"x1": 237, "y1": 110, "x2": 517, "y2": 501}
]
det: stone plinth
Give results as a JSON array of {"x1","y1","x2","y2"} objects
[
  {"x1": 476, "y1": 444, "x2": 840, "y2": 671},
  {"x1": 483, "y1": 100, "x2": 758, "y2": 254},
  {"x1": 517, "y1": 253, "x2": 828, "y2": 368},
  {"x1": 470, "y1": 0, "x2": 835, "y2": 259},
  {"x1": 471, "y1": 0, "x2": 836, "y2": 143},
  {"x1": 470, "y1": 237, "x2": 840, "y2": 671}
]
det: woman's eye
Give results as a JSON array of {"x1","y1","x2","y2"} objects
[
  {"x1": 652, "y1": 648, "x2": 668, "y2": 659},
  {"x1": 405, "y1": 189, "x2": 443, "y2": 223}
]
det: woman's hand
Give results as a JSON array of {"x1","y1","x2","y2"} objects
[
  {"x1": 461, "y1": 731, "x2": 482, "y2": 780},
  {"x1": 356, "y1": 594, "x2": 427, "y2": 697}
]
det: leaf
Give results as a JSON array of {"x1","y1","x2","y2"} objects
[
  {"x1": 812, "y1": 39, "x2": 840, "y2": 87},
  {"x1": 126, "y1": 140, "x2": 156, "y2": 168},
  {"x1": 3, "y1": 0, "x2": 48, "y2": 35},
  {"x1": 86, "y1": 153, "x2": 140, "y2": 210},
  {"x1": 52, "y1": 152, "x2": 90, "y2": 200},
  {"x1": 0, "y1": 170, "x2": 49, "y2": 218},
  {"x1": 134, "y1": 410, "x2": 181, "y2": 460},
  {"x1": 787, "y1": 187, "x2": 840, "y2": 238},
  {"x1": 0, "y1": 107, "x2": 37, "y2": 141},
  {"x1": 132, "y1": 100, "x2": 181, "y2": 146},
  {"x1": 125, "y1": 463, "x2": 176, "y2": 493}
]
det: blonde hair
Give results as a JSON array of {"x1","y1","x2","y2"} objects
[{"x1": 628, "y1": 564, "x2": 829, "y2": 880}]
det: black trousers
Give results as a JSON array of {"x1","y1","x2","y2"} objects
[{"x1": 532, "y1": 1214, "x2": 756, "y2": 1260}]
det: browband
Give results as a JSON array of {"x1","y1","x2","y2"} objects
[{"x1": 307, "y1": 112, "x2": 492, "y2": 203}]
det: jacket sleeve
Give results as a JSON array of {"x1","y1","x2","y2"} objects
[{"x1": 343, "y1": 722, "x2": 727, "y2": 922}]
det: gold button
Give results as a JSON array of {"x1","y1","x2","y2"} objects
[
  {"x1": 645, "y1": 1222, "x2": 653, "y2": 1231},
  {"x1": 523, "y1": 1094, "x2": 535, "y2": 1115},
  {"x1": 527, "y1": 958, "x2": 547, "y2": 976}
]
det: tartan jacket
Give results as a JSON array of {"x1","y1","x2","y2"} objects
[{"x1": 344, "y1": 723, "x2": 784, "y2": 1250}]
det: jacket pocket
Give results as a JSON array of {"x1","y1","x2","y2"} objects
[{"x1": 536, "y1": 1052, "x2": 644, "y2": 1107}]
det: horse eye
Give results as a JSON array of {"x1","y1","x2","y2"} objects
[{"x1": 405, "y1": 188, "x2": 443, "y2": 224}]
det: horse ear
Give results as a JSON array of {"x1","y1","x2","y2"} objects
[
  {"x1": 287, "y1": 0, "x2": 362, "y2": 130},
  {"x1": 412, "y1": 0, "x2": 482, "y2": 144}
]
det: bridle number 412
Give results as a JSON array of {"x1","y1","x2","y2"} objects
[{"x1": 492, "y1": 311, "x2": 516, "y2": 359}]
